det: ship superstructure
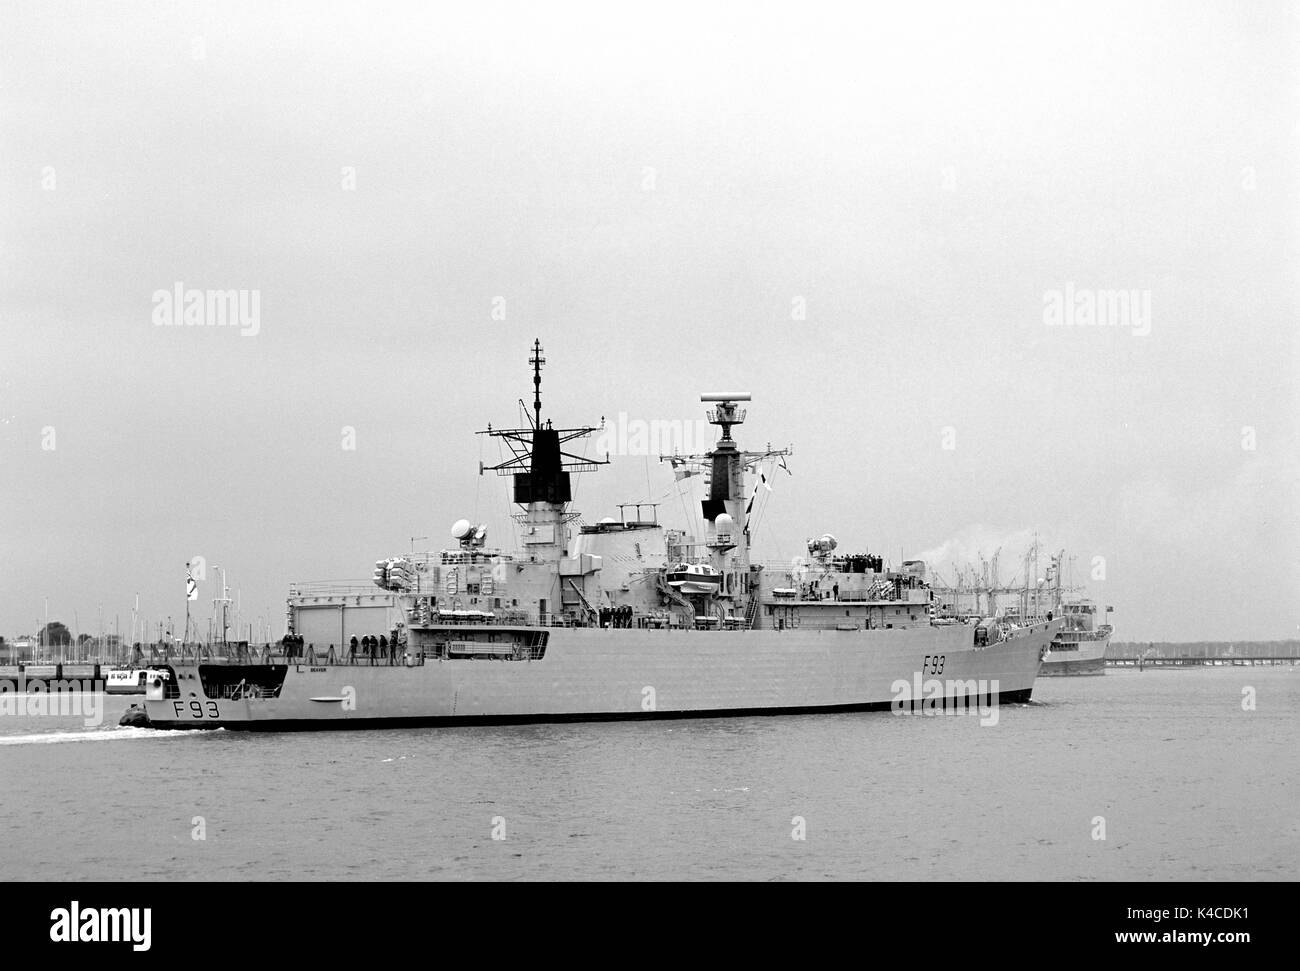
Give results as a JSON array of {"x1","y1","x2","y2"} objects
[{"x1": 134, "y1": 340, "x2": 1058, "y2": 730}]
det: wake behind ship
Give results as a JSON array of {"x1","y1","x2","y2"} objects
[{"x1": 133, "y1": 341, "x2": 1057, "y2": 730}]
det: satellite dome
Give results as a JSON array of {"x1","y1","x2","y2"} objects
[
  {"x1": 716, "y1": 513, "x2": 734, "y2": 530},
  {"x1": 599, "y1": 516, "x2": 617, "y2": 525},
  {"x1": 451, "y1": 519, "x2": 473, "y2": 540}
]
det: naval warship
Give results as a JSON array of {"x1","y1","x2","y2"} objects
[
  {"x1": 1010, "y1": 547, "x2": 1113, "y2": 677},
  {"x1": 129, "y1": 340, "x2": 1058, "y2": 730},
  {"x1": 1037, "y1": 549, "x2": 1112, "y2": 675},
  {"x1": 1040, "y1": 599, "x2": 1112, "y2": 675}
]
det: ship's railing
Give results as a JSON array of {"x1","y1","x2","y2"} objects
[
  {"x1": 210, "y1": 683, "x2": 283, "y2": 700},
  {"x1": 751, "y1": 558, "x2": 908, "y2": 579},
  {"x1": 1056, "y1": 629, "x2": 1107, "y2": 641},
  {"x1": 760, "y1": 587, "x2": 922, "y2": 604},
  {"x1": 283, "y1": 649, "x2": 422, "y2": 667},
  {"x1": 289, "y1": 580, "x2": 392, "y2": 597},
  {"x1": 326, "y1": 653, "x2": 410, "y2": 666},
  {"x1": 409, "y1": 609, "x2": 696, "y2": 631},
  {"x1": 436, "y1": 549, "x2": 514, "y2": 566},
  {"x1": 146, "y1": 642, "x2": 440, "y2": 667},
  {"x1": 664, "y1": 543, "x2": 718, "y2": 561},
  {"x1": 414, "y1": 610, "x2": 592, "y2": 629}
]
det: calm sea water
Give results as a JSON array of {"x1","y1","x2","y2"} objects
[{"x1": 1, "y1": 668, "x2": 1296, "y2": 881}]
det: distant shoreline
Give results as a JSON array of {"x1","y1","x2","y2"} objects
[{"x1": 1110, "y1": 640, "x2": 1299, "y2": 660}]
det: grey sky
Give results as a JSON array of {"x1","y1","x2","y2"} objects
[{"x1": 2, "y1": 0, "x2": 1296, "y2": 642}]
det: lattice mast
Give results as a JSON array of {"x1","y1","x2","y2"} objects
[{"x1": 478, "y1": 339, "x2": 607, "y2": 562}]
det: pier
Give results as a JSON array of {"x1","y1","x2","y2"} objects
[
  {"x1": 0, "y1": 662, "x2": 107, "y2": 682},
  {"x1": 0, "y1": 644, "x2": 287, "y2": 686},
  {"x1": 1106, "y1": 641, "x2": 1299, "y2": 669}
]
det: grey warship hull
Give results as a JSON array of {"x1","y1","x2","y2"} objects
[{"x1": 140, "y1": 621, "x2": 1055, "y2": 730}]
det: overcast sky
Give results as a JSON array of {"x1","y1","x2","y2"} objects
[{"x1": 2, "y1": 0, "x2": 1296, "y2": 643}]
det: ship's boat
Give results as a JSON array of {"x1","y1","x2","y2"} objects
[{"x1": 666, "y1": 563, "x2": 722, "y2": 595}]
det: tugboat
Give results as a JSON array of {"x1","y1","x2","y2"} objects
[{"x1": 135, "y1": 340, "x2": 1058, "y2": 730}]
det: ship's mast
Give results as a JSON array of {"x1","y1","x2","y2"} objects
[
  {"x1": 1032, "y1": 535, "x2": 1040, "y2": 619},
  {"x1": 212, "y1": 565, "x2": 231, "y2": 648},
  {"x1": 1050, "y1": 548, "x2": 1065, "y2": 612},
  {"x1": 988, "y1": 548, "x2": 1000, "y2": 616},
  {"x1": 662, "y1": 394, "x2": 791, "y2": 612},
  {"x1": 530, "y1": 338, "x2": 544, "y2": 431},
  {"x1": 478, "y1": 339, "x2": 608, "y2": 563}
]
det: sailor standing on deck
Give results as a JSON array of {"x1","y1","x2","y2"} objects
[{"x1": 349, "y1": 635, "x2": 358, "y2": 664}]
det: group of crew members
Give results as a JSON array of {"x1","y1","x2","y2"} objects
[
  {"x1": 348, "y1": 632, "x2": 400, "y2": 664},
  {"x1": 599, "y1": 605, "x2": 635, "y2": 629},
  {"x1": 280, "y1": 630, "x2": 404, "y2": 664}
]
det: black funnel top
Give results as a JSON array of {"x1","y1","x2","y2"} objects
[{"x1": 513, "y1": 426, "x2": 573, "y2": 504}]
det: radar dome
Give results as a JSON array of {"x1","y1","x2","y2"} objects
[
  {"x1": 716, "y1": 513, "x2": 734, "y2": 530},
  {"x1": 451, "y1": 519, "x2": 473, "y2": 540},
  {"x1": 808, "y1": 533, "x2": 838, "y2": 554},
  {"x1": 599, "y1": 516, "x2": 617, "y2": 525}
]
